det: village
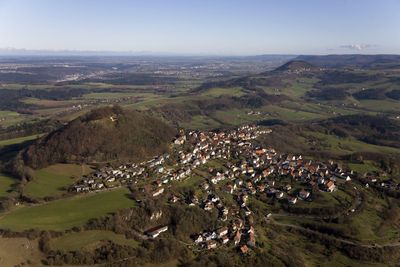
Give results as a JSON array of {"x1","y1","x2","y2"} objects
[{"x1": 71, "y1": 124, "x2": 356, "y2": 254}]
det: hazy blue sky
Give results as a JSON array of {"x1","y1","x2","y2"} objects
[{"x1": 0, "y1": 0, "x2": 399, "y2": 55}]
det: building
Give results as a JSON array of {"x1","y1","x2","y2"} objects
[{"x1": 146, "y1": 225, "x2": 168, "y2": 238}]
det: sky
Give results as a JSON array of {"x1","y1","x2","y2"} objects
[{"x1": 0, "y1": 0, "x2": 399, "y2": 55}]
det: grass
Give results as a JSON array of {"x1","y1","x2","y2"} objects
[
  {"x1": 284, "y1": 78, "x2": 318, "y2": 98},
  {"x1": 180, "y1": 115, "x2": 220, "y2": 130},
  {"x1": 24, "y1": 164, "x2": 94, "y2": 198},
  {"x1": 0, "y1": 237, "x2": 43, "y2": 266},
  {"x1": 201, "y1": 87, "x2": 244, "y2": 97},
  {"x1": 349, "y1": 194, "x2": 387, "y2": 241},
  {"x1": 0, "y1": 187, "x2": 134, "y2": 231},
  {"x1": 0, "y1": 110, "x2": 27, "y2": 127},
  {"x1": 0, "y1": 134, "x2": 43, "y2": 147},
  {"x1": 296, "y1": 189, "x2": 352, "y2": 209},
  {"x1": 212, "y1": 109, "x2": 256, "y2": 126},
  {"x1": 262, "y1": 104, "x2": 326, "y2": 121},
  {"x1": 304, "y1": 131, "x2": 400, "y2": 156},
  {"x1": 50, "y1": 230, "x2": 138, "y2": 251},
  {"x1": 0, "y1": 173, "x2": 17, "y2": 197},
  {"x1": 358, "y1": 99, "x2": 400, "y2": 112},
  {"x1": 82, "y1": 92, "x2": 139, "y2": 99},
  {"x1": 348, "y1": 161, "x2": 381, "y2": 175},
  {"x1": 22, "y1": 97, "x2": 77, "y2": 108}
]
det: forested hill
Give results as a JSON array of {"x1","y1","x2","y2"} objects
[{"x1": 22, "y1": 106, "x2": 177, "y2": 169}]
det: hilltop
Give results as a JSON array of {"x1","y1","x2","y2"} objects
[
  {"x1": 272, "y1": 60, "x2": 319, "y2": 72},
  {"x1": 22, "y1": 106, "x2": 177, "y2": 169},
  {"x1": 296, "y1": 54, "x2": 400, "y2": 68}
]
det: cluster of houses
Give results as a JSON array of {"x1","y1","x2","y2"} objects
[
  {"x1": 363, "y1": 174, "x2": 400, "y2": 191},
  {"x1": 71, "y1": 124, "x2": 356, "y2": 251},
  {"x1": 72, "y1": 125, "x2": 271, "y2": 195},
  {"x1": 193, "y1": 220, "x2": 254, "y2": 254},
  {"x1": 190, "y1": 178, "x2": 256, "y2": 253}
]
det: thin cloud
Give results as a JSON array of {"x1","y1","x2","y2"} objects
[{"x1": 339, "y1": 44, "x2": 376, "y2": 51}]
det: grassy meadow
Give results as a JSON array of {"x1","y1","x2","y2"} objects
[
  {"x1": 24, "y1": 164, "x2": 93, "y2": 198},
  {"x1": 0, "y1": 173, "x2": 17, "y2": 197},
  {"x1": 50, "y1": 230, "x2": 138, "y2": 251},
  {"x1": 0, "y1": 187, "x2": 134, "y2": 231}
]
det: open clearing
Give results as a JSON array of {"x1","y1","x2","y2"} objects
[
  {"x1": 0, "y1": 173, "x2": 17, "y2": 197},
  {"x1": 50, "y1": 230, "x2": 138, "y2": 251},
  {"x1": 0, "y1": 236, "x2": 43, "y2": 266},
  {"x1": 0, "y1": 134, "x2": 42, "y2": 147},
  {"x1": 25, "y1": 163, "x2": 94, "y2": 198},
  {"x1": 0, "y1": 187, "x2": 134, "y2": 231}
]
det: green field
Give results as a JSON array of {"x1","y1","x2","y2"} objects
[
  {"x1": 180, "y1": 114, "x2": 221, "y2": 129},
  {"x1": 50, "y1": 230, "x2": 138, "y2": 251},
  {"x1": 24, "y1": 164, "x2": 93, "y2": 198},
  {"x1": 200, "y1": 87, "x2": 244, "y2": 97},
  {"x1": 0, "y1": 173, "x2": 17, "y2": 197},
  {"x1": 304, "y1": 131, "x2": 400, "y2": 156},
  {"x1": 348, "y1": 161, "x2": 381, "y2": 175},
  {"x1": 0, "y1": 187, "x2": 134, "y2": 231},
  {"x1": 0, "y1": 111, "x2": 27, "y2": 127},
  {"x1": 359, "y1": 99, "x2": 400, "y2": 112},
  {"x1": 0, "y1": 134, "x2": 42, "y2": 147}
]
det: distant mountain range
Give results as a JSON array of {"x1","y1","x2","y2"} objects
[
  {"x1": 0, "y1": 48, "x2": 187, "y2": 57},
  {"x1": 296, "y1": 54, "x2": 400, "y2": 68}
]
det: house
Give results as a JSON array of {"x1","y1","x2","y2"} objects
[
  {"x1": 275, "y1": 191, "x2": 284, "y2": 199},
  {"x1": 288, "y1": 196, "x2": 297, "y2": 204},
  {"x1": 204, "y1": 232, "x2": 217, "y2": 241},
  {"x1": 240, "y1": 244, "x2": 249, "y2": 254},
  {"x1": 150, "y1": 210, "x2": 162, "y2": 220},
  {"x1": 324, "y1": 181, "x2": 336, "y2": 192},
  {"x1": 206, "y1": 240, "x2": 217, "y2": 249},
  {"x1": 285, "y1": 184, "x2": 292, "y2": 192},
  {"x1": 152, "y1": 187, "x2": 164, "y2": 197},
  {"x1": 217, "y1": 226, "x2": 229, "y2": 237},
  {"x1": 234, "y1": 231, "x2": 242, "y2": 246},
  {"x1": 146, "y1": 225, "x2": 168, "y2": 238},
  {"x1": 243, "y1": 206, "x2": 252, "y2": 216},
  {"x1": 298, "y1": 189, "x2": 310, "y2": 200},
  {"x1": 204, "y1": 201, "x2": 214, "y2": 211},
  {"x1": 224, "y1": 184, "x2": 234, "y2": 194},
  {"x1": 247, "y1": 232, "x2": 256, "y2": 247},
  {"x1": 221, "y1": 235, "x2": 229, "y2": 244},
  {"x1": 222, "y1": 207, "x2": 229, "y2": 216},
  {"x1": 248, "y1": 226, "x2": 255, "y2": 235},
  {"x1": 194, "y1": 234, "x2": 203, "y2": 244},
  {"x1": 169, "y1": 195, "x2": 179, "y2": 203}
]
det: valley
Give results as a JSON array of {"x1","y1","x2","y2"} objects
[{"x1": 0, "y1": 55, "x2": 399, "y2": 266}]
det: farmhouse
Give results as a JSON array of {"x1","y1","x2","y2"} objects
[{"x1": 146, "y1": 225, "x2": 169, "y2": 238}]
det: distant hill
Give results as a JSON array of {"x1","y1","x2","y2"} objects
[
  {"x1": 273, "y1": 60, "x2": 318, "y2": 72},
  {"x1": 23, "y1": 106, "x2": 176, "y2": 169},
  {"x1": 296, "y1": 54, "x2": 400, "y2": 68}
]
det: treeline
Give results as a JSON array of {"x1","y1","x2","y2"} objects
[
  {"x1": 352, "y1": 88, "x2": 386, "y2": 100},
  {"x1": 386, "y1": 89, "x2": 400, "y2": 100},
  {"x1": 285, "y1": 226, "x2": 400, "y2": 263},
  {"x1": 80, "y1": 73, "x2": 180, "y2": 85},
  {"x1": 0, "y1": 88, "x2": 87, "y2": 112},
  {"x1": 307, "y1": 88, "x2": 349, "y2": 100},
  {"x1": 319, "y1": 114, "x2": 400, "y2": 149},
  {"x1": 193, "y1": 74, "x2": 287, "y2": 93},
  {"x1": 42, "y1": 238, "x2": 188, "y2": 266},
  {"x1": 0, "y1": 87, "x2": 137, "y2": 112},
  {"x1": 0, "y1": 119, "x2": 62, "y2": 140},
  {"x1": 316, "y1": 70, "x2": 381, "y2": 85},
  {"x1": 153, "y1": 90, "x2": 288, "y2": 126}
]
